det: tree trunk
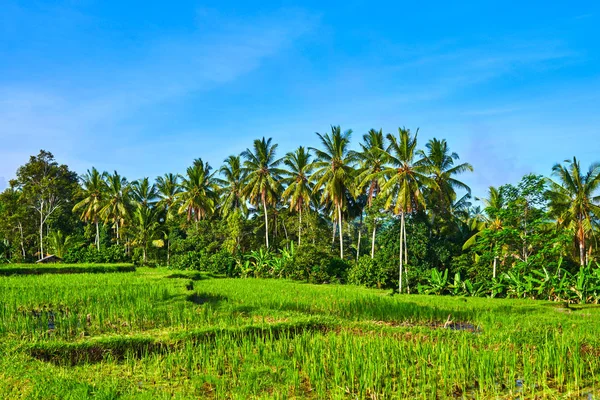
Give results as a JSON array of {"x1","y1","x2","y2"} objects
[
  {"x1": 263, "y1": 198, "x2": 269, "y2": 249},
  {"x1": 403, "y1": 213, "x2": 410, "y2": 294},
  {"x1": 298, "y1": 208, "x2": 302, "y2": 246},
  {"x1": 338, "y1": 204, "x2": 343, "y2": 259},
  {"x1": 18, "y1": 222, "x2": 26, "y2": 259},
  {"x1": 95, "y1": 221, "x2": 100, "y2": 251},
  {"x1": 356, "y1": 212, "x2": 363, "y2": 262},
  {"x1": 332, "y1": 216, "x2": 337, "y2": 244},
  {"x1": 399, "y1": 212, "x2": 405, "y2": 293},
  {"x1": 39, "y1": 205, "x2": 44, "y2": 260},
  {"x1": 116, "y1": 220, "x2": 120, "y2": 246},
  {"x1": 167, "y1": 237, "x2": 170, "y2": 266},
  {"x1": 493, "y1": 256, "x2": 498, "y2": 279},
  {"x1": 371, "y1": 222, "x2": 377, "y2": 259}
]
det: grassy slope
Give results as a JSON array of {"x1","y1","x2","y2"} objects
[{"x1": 0, "y1": 267, "x2": 599, "y2": 399}]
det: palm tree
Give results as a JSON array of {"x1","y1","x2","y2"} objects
[
  {"x1": 130, "y1": 177, "x2": 158, "y2": 209},
  {"x1": 47, "y1": 230, "x2": 72, "y2": 258},
  {"x1": 177, "y1": 159, "x2": 218, "y2": 222},
  {"x1": 420, "y1": 138, "x2": 473, "y2": 212},
  {"x1": 100, "y1": 171, "x2": 130, "y2": 245},
  {"x1": 353, "y1": 128, "x2": 387, "y2": 258},
  {"x1": 131, "y1": 204, "x2": 163, "y2": 264},
  {"x1": 73, "y1": 167, "x2": 106, "y2": 251},
  {"x1": 156, "y1": 173, "x2": 181, "y2": 219},
  {"x1": 218, "y1": 155, "x2": 247, "y2": 218},
  {"x1": 310, "y1": 126, "x2": 355, "y2": 259},
  {"x1": 156, "y1": 173, "x2": 181, "y2": 265},
  {"x1": 546, "y1": 157, "x2": 600, "y2": 266},
  {"x1": 281, "y1": 146, "x2": 314, "y2": 246},
  {"x1": 242, "y1": 138, "x2": 283, "y2": 249},
  {"x1": 377, "y1": 127, "x2": 435, "y2": 293}
]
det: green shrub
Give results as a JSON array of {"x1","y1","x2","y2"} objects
[{"x1": 348, "y1": 256, "x2": 387, "y2": 288}]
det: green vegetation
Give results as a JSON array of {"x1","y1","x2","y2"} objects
[
  {"x1": 0, "y1": 268, "x2": 599, "y2": 398},
  {"x1": 0, "y1": 263, "x2": 135, "y2": 276},
  {"x1": 1, "y1": 131, "x2": 599, "y2": 303}
]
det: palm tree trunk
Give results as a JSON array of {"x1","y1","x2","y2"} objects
[
  {"x1": 371, "y1": 222, "x2": 377, "y2": 259},
  {"x1": 493, "y1": 255, "x2": 498, "y2": 279},
  {"x1": 332, "y1": 216, "x2": 337, "y2": 244},
  {"x1": 356, "y1": 212, "x2": 363, "y2": 262},
  {"x1": 116, "y1": 220, "x2": 120, "y2": 246},
  {"x1": 579, "y1": 223, "x2": 586, "y2": 267},
  {"x1": 298, "y1": 208, "x2": 302, "y2": 246},
  {"x1": 263, "y1": 198, "x2": 269, "y2": 249},
  {"x1": 338, "y1": 204, "x2": 343, "y2": 259},
  {"x1": 95, "y1": 221, "x2": 100, "y2": 251},
  {"x1": 167, "y1": 237, "x2": 170, "y2": 266},
  {"x1": 19, "y1": 222, "x2": 26, "y2": 259},
  {"x1": 399, "y1": 212, "x2": 404, "y2": 293},
  {"x1": 403, "y1": 213, "x2": 410, "y2": 294}
]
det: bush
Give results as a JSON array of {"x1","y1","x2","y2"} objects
[
  {"x1": 170, "y1": 249, "x2": 234, "y2": 275},
  {"x1": 348, "y1": 256, "x2": 387, "y2": 288},
  {"x1": 63, "y1": 245, "x2": 129, "y2": 264},
  {"x1": 291, "y1": 244, "x2": 349, "y2": 284}
]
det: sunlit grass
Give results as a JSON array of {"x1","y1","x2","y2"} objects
[{"x1": 1, "y1": 267, "x2": 599, "y2": 398}]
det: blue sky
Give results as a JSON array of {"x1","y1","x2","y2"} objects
[{"x1": 1, "y1": 1, "x2": 599, "y2": 198}]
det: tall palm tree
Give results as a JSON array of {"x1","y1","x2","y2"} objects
[
  {"x1": 73, "y1": 167, "x2": 106, "y2": 251},
  {"x1": 156, "y1": 173, "x2": 181, "y2": 219},
  {"x1": 100, "y1": 171, "x2": 130, "y2": 245},
  {"x1": 156, "y1": 173, "x2": 181, "y2": 265},
  {"x1": 353, "y1": 128, "x2": 387, "y2": 258},
  {"x1": 281, "y1": 146, "x2": 314, "y2": 246},
  {"x1": 177, "y1": 159, "x2": 218, "y2": 222},
  {"x1": 130, "y1": 177, "x2": 158, "y2": 209},
  {"x1": 310, "y1": 125, "x2": 355, "y2": 259},
  {"x1": 546, "y1": 157, "x2": 600, "y2": 266},
  {"x1": 131, "y1": 204, "x2": 163, "y2": 264},
  {"x1": 377, "y1": 127, "x2": 435, "y2": 293},
  {"x1": 420, "y1": 138, "x2": 473, "y2": 212},
  {"x1": 218, "y1": 155, "x2": 248, "y2": 218},
  {"x1": 242, "y1": 137, "x2": 283, "y2": 249}
]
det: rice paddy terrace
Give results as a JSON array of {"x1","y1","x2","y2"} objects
[{"x1": 0, "y1": 265, "x2": 599, "y2": 399}]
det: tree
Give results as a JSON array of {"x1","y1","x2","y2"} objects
[
  {"x1": 101, "y1": 171, "x2": 130, "y2": 245},
  {"x1": 73, "y1": 167, "x2": 106, "y2": 251},
  {"x1": 311, "y1": 126, "x2": 356, "y2": 259},
  {"x1": 130, "y1": 177, "x2": 158, "y2": 209},
  {"x1": 420, "y1": 138, "x2": 473, "y2": 236},
  {"x1": 0, "y1": 186, "x2": 31, "y2": 261},
  {"x1": 378, "y1": 127, "x2": 435, "y2": 293},
  {"x1": 353, "y1": 128, "x2": 387, "y2": 258},
  {"x1": 177, "y1": 159, "x2": 218, "y2": 222},
  {"x1": 217, "y1": 155, "x2": 247, "y2": 218},
  {"x1": 242, "y1": 138, "x2": 283, "y2": 249},
  {"x1": 15, "y1": 150, "x2": 78, "y2": 259},
  {"x1": 546, "y1": 158, "x2": 600, "y2": 267},
  {"x1": 281, "y1": 146, "x2": 314, "y2": 246},
  {"x1": 131, "y1": 204, "x2": 163, "y2": 264},
  {"x1": 47, "y1": 230, "x2": 72, "y2": 258}
]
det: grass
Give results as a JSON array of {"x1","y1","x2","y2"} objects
[
  {"x1": 0, "y1": 267, "x2": 599, "y2": 399},
  {"x1": 0, "y1": 263, "x2": 135, "y2": 276}
]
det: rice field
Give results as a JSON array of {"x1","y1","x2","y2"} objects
[{"x1": 1, "y1": 267, "x2": 599, "y2": 399}]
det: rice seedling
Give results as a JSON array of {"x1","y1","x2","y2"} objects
[{"x1": 1, "y1": 267, "x2": 599, "y2": 398}]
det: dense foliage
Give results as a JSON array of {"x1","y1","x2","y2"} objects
[{"x1": 1, "y1": 129, "x2": 599, "y2": 301}]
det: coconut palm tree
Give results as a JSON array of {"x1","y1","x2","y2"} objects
[
  {"x1": 310, "y1": 125, "x2": 356, "y2": 259},
  {"x1": 100, "y1": 171, "x2": 130, "y2": 245},
  {"x1": 241, "y1": 138, "x2": 283, "y2": 249},
  {"x1": 130, "y1": 177, "x2": 158, "y2": 209},
  {"x1": 281, "y1": 146, "x2": 314, "y2": 246},
  {"x1": 131, "y1": 204, "x2": 163, "y2": 264},
  {"x1": 156, "y1": 173, "x2": 181, "y2": 219},
  {"x1": 177, "y1": 159, "x2": 218, "y2": 222},
  {"x1": 420, "y1": 138, "x2": 473, "y2": 212},
  {"x1": 218, "y1": 155, "x2": 248, "y2": 218},
  {"x1": 352, "y1": 128, "x2": 387, "y2": 258},
  {"x1": 47, "y1": 230, "x2": 72, "y2": 258},
  {"x1": 73, "y1": 167, "x2": 106, "y2": 251},
  {"x1": 377, "y1": 127, "x2": 435, "y2": 293},
  {"x1": 546, "y1": 157, "x2": 600, "y2": 267},
  {"x1": 156, "y1": 173, "x2": 181, "y2": 265}
]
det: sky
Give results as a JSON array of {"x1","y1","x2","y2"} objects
[{"x1": 1, "y1": 1, "x2": 599, "y2": 198}]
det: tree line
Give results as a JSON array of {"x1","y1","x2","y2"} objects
[{"x1": 1, "y1": 127, "x2": 599, "y2": 294}]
